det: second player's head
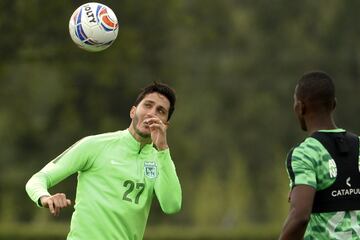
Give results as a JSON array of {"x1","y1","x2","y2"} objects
[{"x1": 293, "y1": 71, "x2": 336, "y2": 131}]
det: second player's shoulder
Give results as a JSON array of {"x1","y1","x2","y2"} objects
[{"x1": 288, "y1": 137, "x2": 328, "y2": 168}]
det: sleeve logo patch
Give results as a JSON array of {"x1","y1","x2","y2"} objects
[{"x1": 144, "y1": 162, "x2": 157, "y2": 179}]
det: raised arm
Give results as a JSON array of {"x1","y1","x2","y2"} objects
[
  {"x1": 146, "y1": 115, "x2": 182, "y2": 214},
  {"x1": 154, "y1": 149, "x2": 182, "y2": 214}
]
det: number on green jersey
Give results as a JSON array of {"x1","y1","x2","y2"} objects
[{"x1": 122, "y1": 180, "x2": 145, "y2": 204}]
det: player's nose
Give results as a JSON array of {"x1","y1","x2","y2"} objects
[{"x1": 145, "y1": 111, "x2": 156, "y2": 118}]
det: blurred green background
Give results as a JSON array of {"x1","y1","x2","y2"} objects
[{"x1": 1, "y1": 0, "x2": 360, "y2": 239}]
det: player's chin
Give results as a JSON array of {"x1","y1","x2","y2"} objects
[{"x1": 137, "y1": 127, "x2": 151, "y2": 138}]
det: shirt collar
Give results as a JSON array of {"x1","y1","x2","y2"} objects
[
  {"x1": 318, "y1": 128, "x2": 346, "y2": 133},
  {"x1": 124, "y1": 129, "x2": 154, "y2": 153}
]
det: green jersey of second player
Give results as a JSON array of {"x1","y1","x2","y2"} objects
[
  {"x1": 287, "y1": 128, "x2": 360, "y2": 240},
  {"x1": 26, "y1": 129, "x2": 182, "y2": 240}
]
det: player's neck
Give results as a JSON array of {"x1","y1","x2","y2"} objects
[
  {"x1": 128, "y1": 127, "x2": 152, "y2": 146},
  {"x1": 306, "y1": 115, "x2": 337, "y2": 135}
]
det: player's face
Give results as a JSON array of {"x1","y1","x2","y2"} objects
[
  {"x1": 293, "y1": 86, "x2": 307, "y2": 131},
  {"x1": 130, "y1": 92, "x2": 170, "y2": 138}
]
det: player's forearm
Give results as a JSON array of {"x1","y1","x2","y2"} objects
[
  {"x1": 155, "y1": 149, "x2": 182, "y2": 214},
  {"x1": 279, "y1": 212, "x2": 309, "y2": 240},
  {"x1": 25, "y1": 172, "x2": 51, "y2": 207},
  {"x1": 156, "y1": 175, "x2": 182, "y2": 214}
]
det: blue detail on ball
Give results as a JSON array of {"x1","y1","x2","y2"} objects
[
  {"x1": 74, "y1": 8, "x2": 97, "y2": 46},
  {"x1": 75, "y1": 9, "x2": 88, "y2": 41},
  {"x1": 100, "y1": 23, "x2": 112, "y2": 32},
  {"x1": 96, "y1": 5, "x2": 101, "y2": 23}
]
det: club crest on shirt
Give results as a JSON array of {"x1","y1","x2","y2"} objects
[{"x1": 144, "y1": 162, "x2": 157, "y2": 179}]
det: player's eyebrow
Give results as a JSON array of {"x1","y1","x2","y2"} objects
[{"x1": 143, "y1": 100, "x2": 155, "y2": 104}]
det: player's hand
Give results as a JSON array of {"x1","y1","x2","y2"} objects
[
  {"x1": 40, "y1": 193, "x2": 72, "y2": 217},
  {"x1": 144, "y1": 115, "x2": 169, "y2": 150}
]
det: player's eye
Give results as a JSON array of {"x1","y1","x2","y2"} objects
[
  {"x1": 144, "y1": 103, "x2": 152, "y2": 108},
  {"x1": 157, "y1": 108, "x2": 167, "y2": 115}
]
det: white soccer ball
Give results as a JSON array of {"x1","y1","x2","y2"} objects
[{"x1": 69, "y1": 2, "x2": 119, "y2": 52}]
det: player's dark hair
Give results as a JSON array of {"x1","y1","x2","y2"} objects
[
  {"x1": 134, "y1": 82, "x2": 176, "y2": 120},
  {"x1": 297, "y1": 71, "x2": 336, "y2": 112}
]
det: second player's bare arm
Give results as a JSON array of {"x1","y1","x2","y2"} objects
[{"x1": 279, "y1": 185, "x2": 316, "y2": 240}]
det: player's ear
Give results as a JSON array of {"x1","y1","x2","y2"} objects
[
  {"x1": 333, "y1": 98, "x2": 337, "y2": 110},
  {"x1": 130, "y1": 106, "x2": 136, "y2": 119},
  {"x1": 294, "y1": 100, "x2": 303, "y2": 116},
  {"x1": 299, "y1": 101, "x2": 306, "y2": 116}
]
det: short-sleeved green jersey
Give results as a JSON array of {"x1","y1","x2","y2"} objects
[
  {"x1": 286, "y1": 129, "x2": 360, "y2": 240},
  {"x1": 26, "y1": 129, "x2": 182, "y2": 240}
]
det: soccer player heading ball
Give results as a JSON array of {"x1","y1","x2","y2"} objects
[
  {"x1": 279, "y1": 71, "x2": 360, "y2": 239},
  {"x1": 26, "y1": 82, "x2": 182, "y2": 239}
]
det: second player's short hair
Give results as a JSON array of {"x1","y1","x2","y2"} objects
[
  {"x1": 297, "y1": 71, "x2": 336, "y2": 112},
  {"x1": 134, "y1": 82, "x2": 176, "y2": 120}
]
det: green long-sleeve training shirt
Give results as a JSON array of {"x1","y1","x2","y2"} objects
[{"x1": 26, "y1": 129, "x2": 182, "y2": 240}]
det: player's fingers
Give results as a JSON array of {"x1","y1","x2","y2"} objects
[
  {"x1": 150, "y1": 122, "x2": 167, "y2": 132},
  {"x1": 53, "y1": 196, "x2": 61, "y2": 207},
  {"x1": 52, "y1": 197, "x2": 62, "y2": 216},
  {"x1": 59, "y1": 198, "x2": 67, "y2": 208},
  {"x1": 59, "y1": 193, "x2": 68, "y2": 208},
  {"x1": 60, "y1": 196, "x2": 70, "y2": 208},
  {"x1": 60, "y1": 194, "x2": 72, "y2": 207},
  {"x1": 47, "y1": 199, "x2": 56, "y2": 215},
  {"x1": 149, "y1": 123, "x2": 161, "y2": 130},
  {"x1": 145, "y1": 117, "x2": 162, "y2": 125}
]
